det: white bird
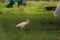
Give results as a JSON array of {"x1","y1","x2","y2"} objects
[
  {"x1": 16, "y1": 19, "x2": 30, "y2": 29},
  {"x1": 54, "y1": 3, "x2": 60, "y2": 17}
]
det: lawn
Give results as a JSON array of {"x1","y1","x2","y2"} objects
[{"x1": 0, "y1": 1, "x2": 60, "y2": 40}]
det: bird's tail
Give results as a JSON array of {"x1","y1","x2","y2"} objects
[{"x1": 16, "y1": 25, "x2": 18, "y2": 27}]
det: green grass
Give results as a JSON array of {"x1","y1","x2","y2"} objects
[{"x1": 0, "y1": 1, "x2": 60, "y2": 40}]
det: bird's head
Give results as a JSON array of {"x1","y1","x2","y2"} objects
[{"x1": 25, "y1": 19, "x2": 30, "y2": 25}]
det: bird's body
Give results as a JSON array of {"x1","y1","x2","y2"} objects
[
  {"x1": 16, "y1": 19, "x2": 30, "y2": 29},
  {"x1": 16, "y1": 22, "x2": 27, "y2": 29},
  {"x1": 54, "y1": 4, "x2": 60, "y2": 17}
]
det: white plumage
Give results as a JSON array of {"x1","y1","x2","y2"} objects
[
  {"x1": 16, "y1": 22, "x2": 27, "y2": 29},
  {"x1": 16, "y1": 19, "x2": 30, "y2": 29},
  {"x1": 54, "y1": 4, "x2": 60, "y2": 17}
]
